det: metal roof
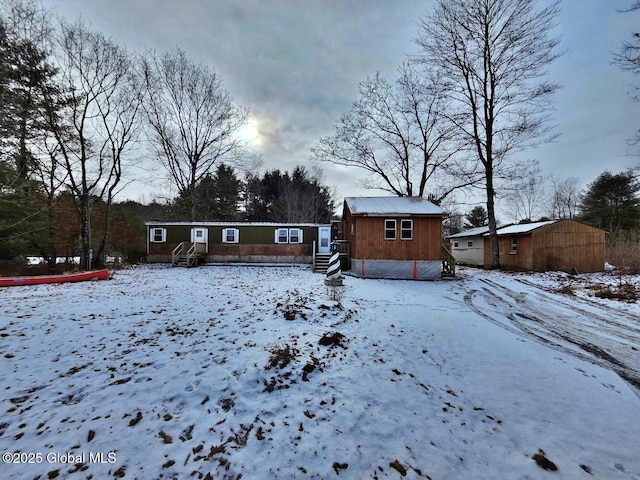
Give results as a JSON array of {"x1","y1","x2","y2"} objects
[
  {"x1": 344, "y1": 196, "x2": 446, "y2": 216},
  {"x1": 144, "y1": 221, "x2": 329, "y2": 227},
  {"x1": 492, "y1": 220, "x2": 556, "y2": 236},
  {"x1": 448, "y1": 225, "x2": 491, "y2": 238}
]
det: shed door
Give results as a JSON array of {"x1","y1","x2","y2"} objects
[
  {"x1": 191, "y1": 227, "x2": 208, "y2": 252},
  {"x1": 318, "y1": 227, "x2": 330, "y2": 253}
]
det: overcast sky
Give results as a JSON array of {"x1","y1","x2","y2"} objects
[{"x1": 41, "y1": 0, "x2": 640, "y2": 216}]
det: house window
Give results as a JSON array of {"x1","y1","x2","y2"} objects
[
  {"x1": 453, "y1": 242, "x2": 459, "y2": 248},
  {"x1": 289, "y1": 228, "x2": 303, "y2": 244},
  {"x1": 467, "y1": 241, "x2": 473, "y2": 247},
  {"x1": 511, "y1": 237, "x2": 518, "y2": 252},
  {"x1": 275, "y1": 228, "x2": 289, "y2": 244},
  {"x1": 150, "y1": 227, "x2": 166, "y2": 243},
  {"x1": 222, "y1": 228, "x2": 239, "y2": 244},
  {"x1": 384, "y1": 219, "x2": 396, "y2": 240},
  {"x1": 400, "y1": 219, "x2": 413, "y2": 240}
]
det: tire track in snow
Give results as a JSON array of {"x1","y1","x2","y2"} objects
[
  {"x1": 486, "y1": 278, "x2": 640, "y2": 343},
  {"x1": 465, "y1": 280, "x2": 640, "y2": 393},
  {"x1": 516, "y1": 277, "x2": 640, "y2": 327}
]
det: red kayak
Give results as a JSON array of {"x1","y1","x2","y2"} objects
[{"x1": 0, "y1": 269, "x2": 110, "y2": 287}]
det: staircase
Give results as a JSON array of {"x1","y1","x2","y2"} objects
[
  {"x1": 172, "y1": 242, "x2": 205, "y2": 268},
  {"x1": 441, "y1": 244, "x2": 456, "y2": 278},
  {"x1": 313, "y1": 254, "x2": 331, "y2": 273}
]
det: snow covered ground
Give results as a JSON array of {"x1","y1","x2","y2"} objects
[{"x1": 0, "y1": 264, "x2": 639, "y2": 479}]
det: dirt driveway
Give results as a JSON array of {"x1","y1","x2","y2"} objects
[{"x1": 464, "y1": 274, "x2": 640, "y2": 394}]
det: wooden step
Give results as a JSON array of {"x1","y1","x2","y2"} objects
[
  {"x1": 314, "y1": 254, "x2": 331, "y2": 273},
  {"x1": 173, "y1": 254, "x2": 204, "y2": 268}
]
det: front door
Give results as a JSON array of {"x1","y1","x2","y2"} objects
[
  {"x1": 190, "y1": 227, "x2": 208, "y2": 253},
  {"x1": 318, "y1": 226, "x2": 331, "y2": 254}
]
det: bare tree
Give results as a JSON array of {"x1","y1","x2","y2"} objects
[
  {"x1": 505, "y1": 167, "x2": 547, "y2": 222},
  {"x1": 49, "y1": 19, "x2": 142, "y2": 269},
  {"x1": 313, "y1": 64, "x2": 466, "y2": 201},
  {"x1": 141, "y1": 48, "x2": 249, "y2": 220},
  {"x1": 614, "y1": 1, "x2": 640, "y2": 144},
  {"x1": 415, "y1": 0, "x2": 562, "y2": 268},
  {"x1": 548, "y1": 175, "x2": 581, "y2": 219}
]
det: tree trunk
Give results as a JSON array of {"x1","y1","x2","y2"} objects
[
  {"x1": 485, "y1": 168, "x2": 500, "y2": 269},
  {"x1": 46, "y1": 192, "x2": 57, "y2": 273},
  {"x1": 79, "y1": 193, "x2": 91, "y2": 271}
]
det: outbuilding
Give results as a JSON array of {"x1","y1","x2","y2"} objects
[
  {"x1": 340, "y1": 196, "x2": 452, "y2": 280},
  {"x1": 448, "y1": 225, "x2": 490, "y2": 266},
  {"x1": 482, "y1": 219, "x2": 606, "y2": 272}
]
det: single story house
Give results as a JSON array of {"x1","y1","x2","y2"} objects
[
  {"x1": 340, "y1": 196, "x2": 450, "y2": 280},
  {"x1": 484, "y1": 219, "x2": 605, "y2": 272},
  {"x1": 146, "y1": 222, "x2": 332, "y2": 266},
  {"x1": 448, "y1": 225, "x2": 490, "y2": 266}
]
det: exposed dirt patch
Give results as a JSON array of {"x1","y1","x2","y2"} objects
[
  {"x1": 532, "y1": 450, "x2": 558, "y2": 471},
  {"x1": 266, "y1": 344, "x2": 299, "y2": 370},
  {"x1": 319, "y1": 332, "x2": 346, "y2": 348},
  {"x1": 591, "y1": 283, "x2": 638, "y2": 303},
  {"x1": 390, "y1": 459, "x2": 407, "y2": 476}
]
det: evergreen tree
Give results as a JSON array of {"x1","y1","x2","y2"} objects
[
  {"x1": 464, "y1": 205, "x2": 488, "y2": 228},
  {"x1": 580, "y1": 170, "x2": 640, "y2": 233},
  {"x1": 209, "y1": 163, "x2": 242, "y2": 220},
  {"x1": 243, "y1": 166, "x2": 334, "y2": 222},
  {"x1": 0, "y1": 7, "x2": 60, "y2": 188},
  {"x1": 173, "y1": 163, "x2": 242, "y2": 220}
]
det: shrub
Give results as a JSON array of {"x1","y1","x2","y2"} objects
[{"x1": 605, "y1": 230, "x2": 640, "y2": 273}]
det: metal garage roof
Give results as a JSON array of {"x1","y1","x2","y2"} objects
[{"x1": 344, "y1": 197, "x2": 446, "y2": 216}]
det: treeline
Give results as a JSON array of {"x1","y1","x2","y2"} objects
[
  {"x1": 1, "y1": 163, "x2": 334, "y2": 270},
  {"x1": 454, "y1": 168, "x2": 640, "y2": 234},
  {"x1": 174, "y1": 164, "x2": 333, "y2": 224}
]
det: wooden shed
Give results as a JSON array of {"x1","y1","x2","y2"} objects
[
  {"x1": 483, "y1": 219, "x2": 606, "y2": 272},
  {"x1": 340, "y1": 197, "x2": 451, "y2": 280},
  {"x1": 146, "y1": 222, "x2": 332, "y2": 267}
]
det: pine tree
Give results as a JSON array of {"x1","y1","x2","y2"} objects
[
  {"x1": 464, "y1": 206, "x2": 488, "y2": 228},
  {"x1": 243, "y1": 166, "x2": 334, "y2": 222},
  {"x1": 580, "y1": 170, "x2": 640, "y2": 233}
]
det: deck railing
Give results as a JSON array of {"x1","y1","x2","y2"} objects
[
  {"x1": 185, "y1": 242, "x2": 198, "y2": 267},
  {"x1": 172, "y1": 242, "x2": 202, "y2": 267},
  {"x1": 171, "y1": 242, "x2": 187, "y2": 266},
  {"x1": 441, "y1": 244, "x2": 456, "y2": 277}
]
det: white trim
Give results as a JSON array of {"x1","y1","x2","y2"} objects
[
  {"x1": 275, "y1": 228, "x2": 289, "y2": 244},
  {"x1": 146, "y1": 221, "x2": 327, "y2": 227},
  {"x1": 149, "y1": 227, "x2": 166, "y2": 243},
  {"x1": 190, "y1": 227, "x2": 209, "y2": 253},
  {"x1": 400, "y1": 219, "x2": 413, "y2": 240},
  {"x1": 289, "y1": 228, "x2": 303, "y2": 244},
  {"x1": 384, "y1": 219, "x2": 397, "y2": 240},
  {"x1": 222, "y1": 228, "x2": 239, "y2": 244},
  {"x1": 318, "y1": 226, "x2": 331, "y2": 253}
]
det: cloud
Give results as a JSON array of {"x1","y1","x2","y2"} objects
[{"x1": 42, "y1": 0, "x2": 640, "y2": 206}]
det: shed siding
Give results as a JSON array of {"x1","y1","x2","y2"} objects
[
  {"x1": 531, "y1": 221, "x2": 604, "y2": 272},
  {"x1": 349, "y1": 216, "x2": 442, "y2": 261},
  {"x1": 482, "y1": 219, "x2": 605, "y2": 272}
]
